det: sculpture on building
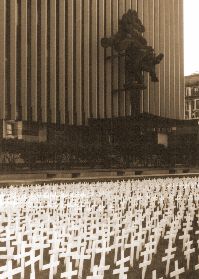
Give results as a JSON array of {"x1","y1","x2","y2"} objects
[{"x1": 101, "y1": 9, "x2": 164, "y2": 115}]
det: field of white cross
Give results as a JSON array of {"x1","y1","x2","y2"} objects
[{"x1": 0, "y1": 177, "x2": 199, "y2": 278}]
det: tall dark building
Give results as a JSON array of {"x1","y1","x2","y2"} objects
[{"x1": 0, "y1": 0, "x2": 184, "y2": 140}]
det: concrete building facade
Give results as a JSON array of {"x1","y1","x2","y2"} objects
[
  {"x1": 0, "y1": 0, "x2": 184, "y2": 131},
  {"x1": 185, "y1": 74, "x2": 199, "y2": 119}
]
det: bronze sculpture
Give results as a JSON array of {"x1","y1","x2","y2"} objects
[{"x1": 101, "y1": 9, "x2": 164, "y2": 116}]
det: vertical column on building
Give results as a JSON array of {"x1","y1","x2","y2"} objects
[
  {"x1": 138, "y1": 0, "x2": 144, "y2": 113},
  {"x1": 159, "y1": 0, "x2": 165, "y2": 117},
  {"x1": 16, "y1": 1, "x2": 22, "y2": 121},
  {"x1": 154, "y1": 0, "x2": 160, "y2": 116},
  {"x1": 143, "y1": 0, "x2": 150, "y2": 113},
  {"x1": 50, "y1": 0, "x2": 56, "y2": 123},
  {"x1": 10, "y1": 0, "x2": 17, "y2": 120},
  {"x1": 169, "y1": 0, "x2": 175, "y2": 118},
  {"x1": 0, "y1": 1, "x2": 6, "y2": 119},
  {"x1": 126, "y1": 0, "x2": 131, "y2": 10},
  {"x1": 131, "y1": 0, "x2": 137, "y2": 10},
  {"x1": 75, "y1": 0, "x2": 82, "y2": 124},
  {"x1": 91, "y1": 0, "x2": 98, "y2": 119},
  {"x1": 83, "y1": 0, "x2": 90, "y2": 124},
  {"x1": 118, "y1": 1, "x2": 125, "y2": 117},
  {"x1": 59, "y1": 0, "x2": 65, "y2": 124},
  {"x1": 164, "y1": 0, "x2": 170, "y2": 117},
  {"x1": 31, "y1": 0, "x2": 37, "y2": 121},
  {"x1": 98, "y1": 0, "x2": 105, "y2": 118},
  {"x1": 21, "y1": 1, "x2": 27, "y2": 121},
  {"x1": 105, "y1": 0, "x2": 112, "y2": 118},
  {"x1": 41, "y1": 0, "x2": 47, "y2": 123},
  {"x1": 67, "y1": 0, "x2": 74, "y2": 124},
  {"x1": 148, "y1": 0, "x2": 155, "y2": 115},
  {"x1": 112, "y1": 0, "x2": 119, "y2": 117},
  {"x1": 179, "y1": 0, "x2": 184, "y2": 119},
  {"x1": 125, "y1": 0, "x2": 132, "y2": 116},
  {"x1": 174, "y1": 0, "x2": 180, "y2": 119}
]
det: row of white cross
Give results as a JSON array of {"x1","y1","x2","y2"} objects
[{"x1": 0, "y1": 177, "x2": 199, "y2": 278}]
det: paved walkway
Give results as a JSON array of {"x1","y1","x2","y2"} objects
[{"x1": 1, "y1": 171, "x2": 199, "y2": 187}]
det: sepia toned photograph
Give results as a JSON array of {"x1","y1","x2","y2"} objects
[{"x1": 0, "y1": 0, "x2": 199, "y2": 278}]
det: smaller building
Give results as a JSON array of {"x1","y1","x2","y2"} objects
[{"x1": 185, "y1": 73, "x2": 199, "y2": 119}]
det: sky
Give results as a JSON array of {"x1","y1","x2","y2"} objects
[{"x1": 184, "y1": 0, "x2": 199, "y2": 76}]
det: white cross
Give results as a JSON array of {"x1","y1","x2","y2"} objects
[
  {"x1": 13, "y1": 241, "x2": 30, "y2": 279},
  {"x1": 86, "y1": 240, "x2": 97, "y2": 272},
  {"x1": 196, "y1": 212, "x2": 199, "y2": 226},
  {"x1": 116, "y1": 249, "x2": 130, "y2": 267},
  {"x1": 95, "y1": 239, "x2": 112, "y2": 256},
  {"x1": 12, "y1": 231, "x2": 22, "y2": 264},
  {"x1": 91, "y1": 264, "x2": 110, "y2": 277},
  {"x1": 38, "y1": 235, "x2": 50, "y2": 270},
  {"x1": 142, "y1": 242, "x2": 156, "y2": 262},
  {"x1": 184, "y1": 241, "x2": 195, "y2": 270},
  {"x1": 0, "y1": 246, "x2": 14, "y2": 260},
  {"x1": 25, "y1": 248, "x2": 41, "y2": 277},
  {"x1": 139, "y1": 255, "x2": 151, "y2": 279},
  {"x1": 73, "y1": 246, "x2": 91, "y2": 279},
  {"x1": 152, "y1": 270, "x2": 163, "y2": 279},
  {"x1": 95, "y1": 239, "x2": 111, "y2": 274},
  {"x1": 59, "y1": 241, "x2": 77, "y2": 265},
  {"x1": 125, "y1": 236, "x2": 140, "y2": 267},
  {"x1": 112, "y1": 238, "x2": 124, "y2": 263},
  {"x1": 113, "y1": 265, "x2": 129, "y2": 279},
  {"x1": 151, "y1": 227, "x2": 162, "y2": 247},
  {"x1": 170, "y1": 260, "x2": 185, "y2": 279},
  {"x1": 87, "y1": 234, "x2": 98, "y2": 251},
  {"x1": 195, "y1": 256, "x2": 199, "y2": 270},
  {"x1": 42, "y1": 254, "x2": 60, "y2": 279},
  {"x1": 164, "y1": 230, "x2": 177, "y2": 245},
  {"x1": 179, "y1": 231, "x2": 190, "y2": 251},
  {"x1": 0, "y1": 264, "x2": 7, "y2": 273},
  {"x1": 72, "y1": 235, "x2": 87, "y2": 268},
  {"x1": 135, "y1": 231, "x2": 145, "y2": 260},
  {"x1": 162, "y1": 243, "x2": 176, "y2": 276},
  {"x1": 48, "y1": 234, "x2": 61, "y2": 274},
  {"x1": 61, "y1": 261, "x2": 78, "y2": 279},
  {"x1": 1, "y1": 260, "x2": 22, "y2": 279},
  {"x1": 86, "y1": 265, "x2": 104, "y2": 279}
]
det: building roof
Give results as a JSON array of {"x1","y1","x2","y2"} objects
[{"x1": 185, "y1": 73, "x2": 199, "y2": 86}]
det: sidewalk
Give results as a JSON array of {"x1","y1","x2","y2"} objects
[{"x1": 0, "y1": 167, "x2": 199, "y2": 187}]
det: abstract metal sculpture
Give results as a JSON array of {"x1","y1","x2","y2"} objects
[{"x1": 101, "y1": 9, "x2": 164, "y2": 116}]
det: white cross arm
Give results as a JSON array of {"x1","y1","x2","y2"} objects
[
  {"x1": 113, "y1": 266, "x2": 129, "y2": 275},
  {"x1": 42, "y1": 260, "x2": 60, "y2": 271},
  {"x1": 61, "y1": 269, "x2": 78, "y2": 278},
  {"x1": 86, "y1": 276, "x2": 104, "y2": 279},
  {"x1": 1, "y1": 266, "x2": 22, "y2": 279},
  {"x1": 116, "y1": 256, "x2": 130, "y2": 266},
  {"x1": 25, "y1": 254, "x2": 41, "y2": 267}
]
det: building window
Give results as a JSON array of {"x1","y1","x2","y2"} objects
[
  {"x1": 6, "y1": 123, "x2": 13, "y2": 135},
  {"x1": 186, "y1": 88, "x2": 191, "y2": 97},
  {"x1": 192, "y1": 101, "x2": 195, "y2": 110},
  {"x1": 196, "y1": 100, "x2": 199, "y2": 110}
]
